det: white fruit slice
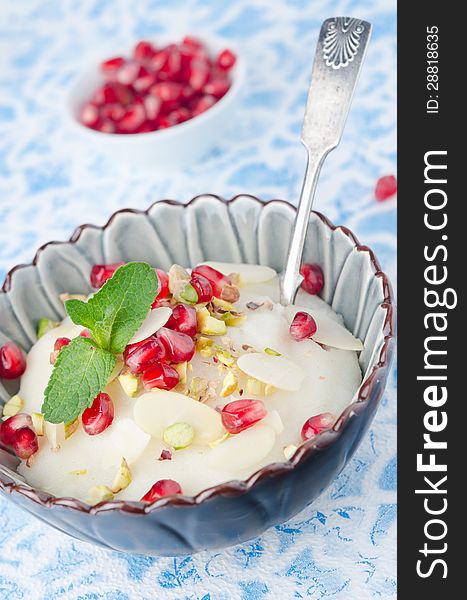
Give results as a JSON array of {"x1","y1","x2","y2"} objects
[
  {"x1": 263, "y1": 409, "x2": 284, "y2": 434},
  {"x1": 201, "y1": 261, "x2": 277, "y2": 284},
  {"x1": 206, "y1": 424, "x2": 276, "y2": 470},
  {"x1": 128, "y1": 307, "x2": 172, "y2": 345},
  {"x1": 133, "y1": 391, "x2": 224, "y2": 444},
  {"x1": 285, "y1": 306, "x2": 363, "y2": 351},
  {"x1": 109, "y1": 418, "x2": 151, "y2": 465},
  {"x1": 237, "y1": 353, "x2": 305, "y2": 391}
]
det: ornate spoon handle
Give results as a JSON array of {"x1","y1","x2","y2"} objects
[{"x1": 280, "y1": 17, "x2": 372, "y2": 306}]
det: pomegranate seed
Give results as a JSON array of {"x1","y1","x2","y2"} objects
[
  {"x1": 82, "y1": 393, "x2": 114, "y2": 436},
  {"x1": 132, "y1": 65, "x2": 156, "y2": 93},
  {"x1": 150, "y1": 48, "x2": 170, "y2": 73},
  {"x1": 93, "y1": 83, "x2": 134, "y2": 107},
  {"x1": 190, "y1": 273, "x2": 213, "y2": 302},
  {"x1": 150, "y1": 81, "x2": 183, "y2": 103},
  {"x1": 221, "y1": 399, "x2": 267, "y2": 434},
  {"x1": 118, "y1": 103, "x2": 146, "y2": 133},
  {"x1": 188, "y1": 58, "x2": 210, "y2": 91},
  {"x1": 192, "y1": 94, "x2": 216, "y2": 116},
  {"x1": 79, "y1": 103, "x2": 99, "y2": 127},
  {"x1": 54, "y1": 337, "x2": 71, "y2": 352},
  {"x1": 134, "y1": 40, "x2": 156, "y2": 62},
  {"x1": 90, "y1": 262, "x2": 125, "y2": 288},
  {"x1": 192, "y1": 265, "x2": 231, "y2": 298},
  {"x1": 156, "y1": 327, "x2": 195, "y2": 363},
  {"x1": 182, "y1": 36, "x2": 204, "y2": 50},
  {"x1": 142, "y1": 362, "x2": 179, "y2": 391},
  {"x1": 0, "y1": 413, "x2": 33, "y2": 446},
  {"x1": 151, "y1": 268, "x2": 170, "y2": 308},
  {"x1": 301, "y1": 412, "x2": 335, "y2": 441},
  {"x1": 159, "y1": 45, "x2": 182, "y2": 79},
  {"x1": 289, "y1": 312, "x2": 317, "y2": 341},
  {"x1": 143, "y1": 95, "x2": 162, "y2": 121},
  {"x1": 166, "y1": 304, "x2": 197, "y2": 338},
  {"x1": 158, "y1": 449, "x2": 173, "y2": 461},
  {"x1": 100, "y1": 56, "x2": 126, "y2": 75},
  {"x1": 216, "y1": 49, "x2": 237, "y2": 70},
  {"x1": 12, "y1": 427, "x2": 38, "y2": 460},
  {"x1": 124, "y1": 336, "x2": 167, "y2": 374},
  {"x1": 168, "y1": 107, "x2": 191, "y2": 124},
  {"x1": 100, "y1": 103, "x2": 125, "y2": 122},
  {"x1": 156, "y1": 116, "x2": 172, "y2": 129},
  {"x1": 0, "y1": 342, "x2": 26, "y2": 380},
  {"x1": 116, "y1": 60, "x2": 140, "y2": 85},
  {"x1": 140, "y1": 478, "x2": 182, "y2": 502},
  {"x1": 203, "y1": 79, "x2": 230, "y2": 99},
  {"x1": 375, "y1": 175, "x2": 397, "y2": 201},
  {"x1": 300, "y1": 263, "x2": 324, "y2": 296},
  {"x1": 99, "y1": 119, "x2": 117, "y2": 134},
  {"x1": 80, "y1": 329, "x2": 91, "y2": 338}
]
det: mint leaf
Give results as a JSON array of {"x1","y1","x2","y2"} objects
[
  {"x1": 42, "y1": 337, "x2": 116, "y2": 424},
  {"x1": 65, "y1": 262, "x2": 157, "y2": 354}
]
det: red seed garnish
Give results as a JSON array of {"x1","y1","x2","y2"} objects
[
  {"x1": 158, "y1": 449, "x2": 173, "y2": 461},
  {"x1": 191, "y1": 265, "x2": 231, "y2": 298},
  {"x1": 166, "y1": 304, "x2": 197, "y2": 338},
  {"x1": 140, "y1": 478, "x2": 182, "y2": 502},
  {"x1": 192, "y1": 94, "x2": 216, "y2": 116},
  {"x1": 54, "y1": 337, "x2": 71, "y2": 352},
  {"x1": 375, "y1": 175, "x2": 397, "y2": 201},
  {"x1": 156, "y1": 327, "x2": 195, "y2": 363},
  {"x1": 300, "y1": 263, "x2": 324, "y2": 296},
  {"x1": 79, "y1": 103, "x2": 99, "y2": 127},
  {"x1": 118, "y1": 103, "x2": 146, "y2": 133},
  {"x1": 216, "y1": 49, "x2": 237, "y2": 70},
  {"x1": 301, "y1": 412, "x2": 335, "y2": 441},
  {"x1": 82, "y1": 393, "x2": 115, "y2": 436},
  {"x1": 151, "y1": 268, "x2": 170, "y2": 307},
  {"x1": 90, "y1": 262, "x2": 125, "y2": 288},
  {"x1": 289, "y1": 311, "x2": 317, "y2": 341},
  {"x1": 12, "y1": 427, "x2": 38, "y2": 460},
  {"x1": 141, "y1": 362, "x2": 179, "y2": 391},
  {"x1": 0, "y1": 342, "x2": 26, "y2": 380},
  {"x1": 203, "y1": 79, "x2": 230, "y2": 99},
  {"x1": 190, "y1": 273, "x2": 213, "y2": 303},
  {"x1": 100, "y1": 56, "x2": 126, "y2": 75},
  {"x1": 80, "y1": 329, "x2": 92, "y2": 338},
  {"x1": 221, "y1": 399, "x2": 267, "y2": 434},
  {"x1": 182, "y1": 36, "x2": 204, "y2": 50},
  {"x1": 133, "y1": 40, "x2": 156, "y2": 62},
  {"x1": 0, "y1": 413, "x2": 33, "y2": 447},
  {"x1": 124, "y1": 336, "x2": 167, "y2": 374}
]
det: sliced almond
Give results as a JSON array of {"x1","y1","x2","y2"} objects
[
  {"x1": 237, "y1": 353, "x2": 305, "y2": 391},
  {"x1": 201, "y1": 262, "x2": 277, "y2": 284},
  {"x1": 109, "y1": 418, "x2": 151, "y2": 465},
  {"x1": 206, "y1": 424, "x2": 276, "y2": 471},
  {"x1": 134, "y1": 391, "x2": 224, "y2": 445},
  {"x1": 128, "y1": 307, "x2": 172, "y2": 345},
  {"x1": 285, "y1": 305, "x2": 363, "y2": 351},
  {"x1": 263, "y1": 409, "x2": 284, "y2": 434}
]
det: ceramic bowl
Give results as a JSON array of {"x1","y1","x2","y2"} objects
[
  {"x1": 65, "y1": 39, "x2": 245, "y2": 168},
  {"x1": 0, "y1": 195, "x2": 395, "y2": 556}
]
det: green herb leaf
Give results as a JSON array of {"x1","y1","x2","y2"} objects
[
  {"x1": 42, "y1": 337, "x2": 116, "y2": 424},
  {"x1": 65, "y1": 262, "x2": 158, "y2": 354}
]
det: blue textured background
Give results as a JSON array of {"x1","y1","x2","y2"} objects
[{"x1": 0, "y1": 1, "x2": 396, "y2": 598}]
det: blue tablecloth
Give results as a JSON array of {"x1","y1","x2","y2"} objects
[{"x1": 0, "y1": 1, "x2": 396, "y2": 598}]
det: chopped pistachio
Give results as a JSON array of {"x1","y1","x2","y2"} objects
[
  {"x1": 174, "y1": 362, "x2": 188, "y2": 384},
  {"x1": 215, "y1": 349, "x2": 236, "y2": 368},
  {"x1": 211, "y1": 297, "x2": 236, "y2": 312},
  {"x1": 223, "y1": 312, "x2": 246, "y2": 327},
  {"x1": 220, "y1": 371, "x2": 238, "y2": 397},
  {"x1": 37, "y1": 318, "x2": 59, "y2": 339},
  {"x1": 208, "y1": 431, "x2": 231, "y2": 448},
  {"x1": 246, "y1": 377, "x2": 265, "y2": 396},
  {"x1": 87, "y1": 485, "x2": 114, "y2": 505},
  {"x1": 264, "y1": 347, "x2": 281, "y2": 357},
  {"x1": 180, "y1": 282, "x2": 198, "y2": 304},
  {"x1": 112, "y1": 458, "x2": 132, "y2": 493},
  {"x1": 64, "y1": 419, "x2": 79, "y2": 439},
  {"x1": 264, "y1": 383, "x2": 276, "y2": 396},
  {"x1": 70, "y1": 469, "x2": 88, "y2": 476},
  {"x1": 168, "y1": 264, "x2": 190, "y2": 299},
  {"x1": 31, "y1": 412, "x2": 45, "y2": 436},
  {"x1": 197, "y1": 307, "x2": 227, "y2": 336},
  {"x1": 59, "y1": 293, "x2": 87, "y2": 303},
  {"x1": 283, "y1": 444, "x2": 298, "y2": 460},
  {"x1": 220, "y1": 283, "x2": 240, "y2": 303},
  {"x1": 163, "y1": 422, "x2": 195, "y2": 450},
  {"x1": 118, "y1": 371, "x2": 140, "y2": 397},
  {"x1": 188, "y1": 377, "x2": 209, "y2": 402},
  {"x1": 2, "y1": 395, "x2": 24, "y2": 419},
  {"x1": 196, "y1": 336, "x2": 214, "y2": 358}
]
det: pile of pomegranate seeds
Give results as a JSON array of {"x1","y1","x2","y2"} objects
[
  {"x1": 140, "y1": 478, "x2": 183, "y2": 502},
  {"x1": 0, "y1": 342, "x2": 27, "y2": 380},
  {"x1": 79, "y1": 37, "x2": 236, "y2": 135},
  {"x1": 0, "y1": 414, "x2": 38, "y2": 460},
  {"x1": 375, "y1": 174, "x2": 397, "y2": 201}
]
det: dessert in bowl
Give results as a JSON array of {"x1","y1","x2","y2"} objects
[{"x1": 0, "y1": 195, "x2": 395, "y2": 555}]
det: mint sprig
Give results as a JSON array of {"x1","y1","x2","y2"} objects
[{"x1": 42, "y1": 262, "x2": 158, "y2": 424}]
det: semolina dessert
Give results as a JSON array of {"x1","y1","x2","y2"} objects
[{"x1": 0, "y1": 260, "x2": 362, "y2": 504}]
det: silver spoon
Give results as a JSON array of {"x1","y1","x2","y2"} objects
[{"x1": 280, "y1": 17, "x2": 372, "y2": 306}]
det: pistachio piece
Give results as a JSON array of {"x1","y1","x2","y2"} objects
[
  {"x1": 87, "y1": 485, "x2": 114, "y2": 505},
  {"x1": 220, "y1": 283, "x2": 240, "y2": 303},
  {"x1": 37, "y1": 318, "x2": 60, "y2": 339},
  {"x1": 112, "y1": 458, "x2": 132, "y2": 493},
  {"x1": 180, "y1": 282, "x2": 198, "y2": 304},
  {"x1": 163, "y1": 422, "x2": 195, "y2": 450},
  {"x1": 196, "y1": 336, "x2": 214, "y2": 358},
  {"x1": 264, "y1": 347, "x2": 281, "y2": 356},
  {"x1": 118, "y1": 371, "x2": 140, "y2": 398},
  {"x1": 283, "y1": 444, "x2": 298, "y2": 460},
  {"x1": 174, "y1": 362, "x2": 188, "y2": 384},
  {"x1": 2, "y1": 394, "x2": 24, "y2": 419},
  {"x1": 223, "y1": 313, "x2": 246, "y2": 327},
  {"x1": 215, "y1": 349, "x2": 236, "y2": 368},
  {"x1": 64, "y1": 419, "x2": 79, "y2": 439},
  {"x1": 211, "y1": 297, "x2": 236, "y2": 312},
  {"x1": 31, "y1": 412, "x2": 45, "y2": 436},
  {"x1": 197, "y1": 307, "x2": 227, "y2": 336},
  {"x1": 70, "y1": 469, "x2": 87, "y2": 476},
  {"x1": 188, "y1": 376, "x2": 209, "y2": 401},
  {"x1": 220, "y1": 371, "x2": 238, "y2": 397},
  {"x1": 168, "y1": 264, "x2": 190, "y2": 298}
]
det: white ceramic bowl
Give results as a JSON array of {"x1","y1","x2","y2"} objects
[{"x1": 65, "y1": 38, "x2": 245, "y2": 168}]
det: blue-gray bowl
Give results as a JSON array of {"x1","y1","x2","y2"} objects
[{"x1": 0, "y1": 195, "x2": 395, "y2": 556}]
